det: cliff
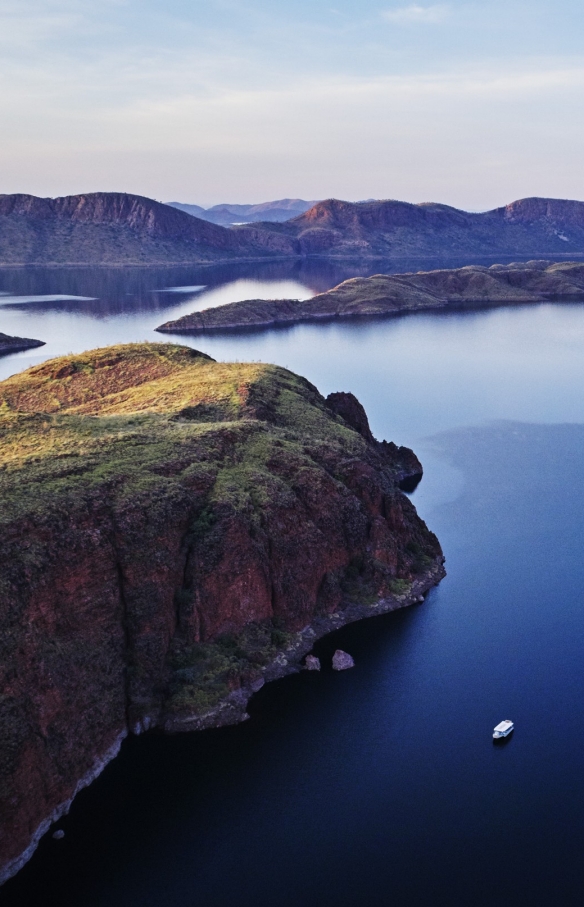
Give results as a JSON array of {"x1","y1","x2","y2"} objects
[
  {"x1": 0, "y1": 332, "x2": 45, "y2": 355},
  {"x1": 241, "y1": 196, "x2": 584, "y2": 258},
  {"x1": 0, "y1": 343, "x2": 444, "y2": 883},
  {"x1": 0, "y1": 192, "x2": 297, "y2": 265},
  {"x1": 156, "y1": 260, "x2": 584, "y2": 333}
]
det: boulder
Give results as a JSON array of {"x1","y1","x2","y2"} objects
[
  {"x1": 304, "y1": 655, "x2": 321, "y2": 671},
  {"x1": 332, "y1": 649, "x2": 355, "y2": 671}
]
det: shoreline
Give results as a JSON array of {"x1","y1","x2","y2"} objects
[
  {"x1": 162, "y1": 557, "x2": 446, "y2": 733},
  {"x1": 0, "y1": 731, "x2": 128, "y2": 886},
  {"x1": 1, "y1": 252, "x2": 584, "y2": 270},
  {"x1": 0, "y1": 557, "x2": 445, "y2": 886},
  {"x1": 155, "y1": 261, "x2": 584, "y2": 335},
  {"x1": 156, "y1": 295, "x2": 584, "y2": 337},
  {"x1": 0, "y1": 335, "x2": 45, "y2": 356}
]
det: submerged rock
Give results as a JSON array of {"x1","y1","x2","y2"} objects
[
  {"x1": 332, "y1": 650, "x2": 355, "y2": 671},
  {"x1": 52, "y1": 830, "x2": 65, "y2": 841},
  {"x1": 304, "y1": 655, "x2": 321, "y2": 671}
]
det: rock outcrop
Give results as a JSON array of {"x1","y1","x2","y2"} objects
[
  {"x1": 304, "y1": 655, "x2": 321, "y2": 671},
  {"x1": 0, "y1": 332, "x2": 45, "y2": 356},
  {"x1": 332, "y1": 650, "x2": 355, "y2": 671},
  {"x1": 156, "y1": 260, "x2": 584, "y2": 334},
  {"x1": 0, "y1": 342, "x2": 444, "y2": 883}
]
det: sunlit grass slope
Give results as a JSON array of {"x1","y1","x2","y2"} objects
[{"x1": 0, "y1": 342, "x2": 364, "y2": 523}]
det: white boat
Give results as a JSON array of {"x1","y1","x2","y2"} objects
[{"x1": 493, "y1": 719, "x2": 514, "y2": 739}]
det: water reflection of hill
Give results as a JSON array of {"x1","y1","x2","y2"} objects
[
  {"x1": 0, "y1": 260, "x2": 359, "y2": 300},
  {"x1": 5, "y1": 256, "x2": 560, "y2": 300},
  {"x1": 0, "y1": 254, "x2": 564, "y2": 319}
]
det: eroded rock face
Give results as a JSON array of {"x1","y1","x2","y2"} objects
[
  {"x1": 325, "y1": 392, "x2": 375, "y2": 443},
  {"x1": 0, "y1": 343, "x2": 444, "y2": 883}
]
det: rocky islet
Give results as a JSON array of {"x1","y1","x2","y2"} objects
[{"x1": 156, "y1": 260, "x2": 584, "y2": 334}]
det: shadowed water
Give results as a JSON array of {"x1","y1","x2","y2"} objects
[{"x1": 3, "y1": 261, "x2": 584, "y2": 905}]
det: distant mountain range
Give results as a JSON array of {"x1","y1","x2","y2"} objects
[
  {"x1": 1, "y1": 192, "x2": 584, "y2": 265},
  {"x1": 167, "y1": 198, "x2": 318, "y2": 226},
  {"x1": 254, "y1": 196, "x2": 584, "y2": 258}
]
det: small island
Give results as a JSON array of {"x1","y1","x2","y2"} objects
[
  {"x1": 0, "y1": 342, "x2": 444, "y2": 884},
  {"x1": 156, "y1": 260, "x2": 584, "y2": 334},
  {"x1": 0, "y1": 331, "x2": 44, "y2": 355}
]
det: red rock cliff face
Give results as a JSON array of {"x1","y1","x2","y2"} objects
[{"x1": 0, "y1": 344, "x2": 444, "y2": 883}]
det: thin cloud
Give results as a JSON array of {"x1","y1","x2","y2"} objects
[{"x1": 382, "y1": 4, "x2": 450, "y2": 24}]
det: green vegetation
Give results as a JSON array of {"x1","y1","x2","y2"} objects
[
  {"x1": 0, "y1": 340, "x2": 444, "y2": 883},
  {"x1": 388, "y1": 578, "x2": 412, "y2": 596},
  {"x1": 167, "y1": 620, "x2": 292, "y2": 714}
]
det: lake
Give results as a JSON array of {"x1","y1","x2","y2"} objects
[{"x1": 3, "y1": 259, "x2": 584, "y2": 906}]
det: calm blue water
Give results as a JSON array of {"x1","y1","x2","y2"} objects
[{"x1": 3, "y1": 261, "x2": 584, "y2": 906}]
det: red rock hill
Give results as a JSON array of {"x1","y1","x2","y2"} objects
[
  {"x1": 244, "y1": 196, "x2": 584, "y2": 258},
  {"x1": 0, "y1": 192, "x2": 296, "y2": 264}
]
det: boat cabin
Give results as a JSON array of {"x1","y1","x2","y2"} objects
[{"x1": 493, "y1": 720, "x2": 514, "y2": 739}]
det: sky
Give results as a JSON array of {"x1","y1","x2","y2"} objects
[{"x1": 1, "y1": 0, "x2": 583, "y2": 208}]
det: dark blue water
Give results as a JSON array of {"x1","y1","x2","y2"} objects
[{"x1": 3, "y1": 261, "x2": 584, "y2": 906}]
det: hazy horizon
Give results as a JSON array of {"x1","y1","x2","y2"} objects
[
  {"x1": 6, "y1": 192, "x2": 584, "y2": 215},
  {"x1": 1, "y1": 1, "x2": 584, "y2": 209}
]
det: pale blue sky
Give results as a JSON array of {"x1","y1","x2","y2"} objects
[{"x1": 1, "y1": 0, "x2": 583, "y2": 207}]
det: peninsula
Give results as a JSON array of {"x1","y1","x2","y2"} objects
[
  {"x1": 0, "y1": 343, "x2": 444, "y2": 884},
  {"x1": 0, "y1": 332, "x2": 45, "y2": 355},
  {"x1": 156, "y1": 260, "x2": 584, "y2": 334}
]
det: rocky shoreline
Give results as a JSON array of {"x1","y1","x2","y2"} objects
[
  {"x1": 163, "y1": 557, "x2": 445, "y2": 733},
  {"x1": 0, "y1": 343, "x2": 443, "y2": 884},
  {"x1": 2, "y1": 548, "x2": 443, "y2": 888},
  {"x1": 0, "y1": 732, "x2": 128, "y2": 886},
  {"x1": 0, "y1": 556, "x2": 444, "y2": 886}
]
